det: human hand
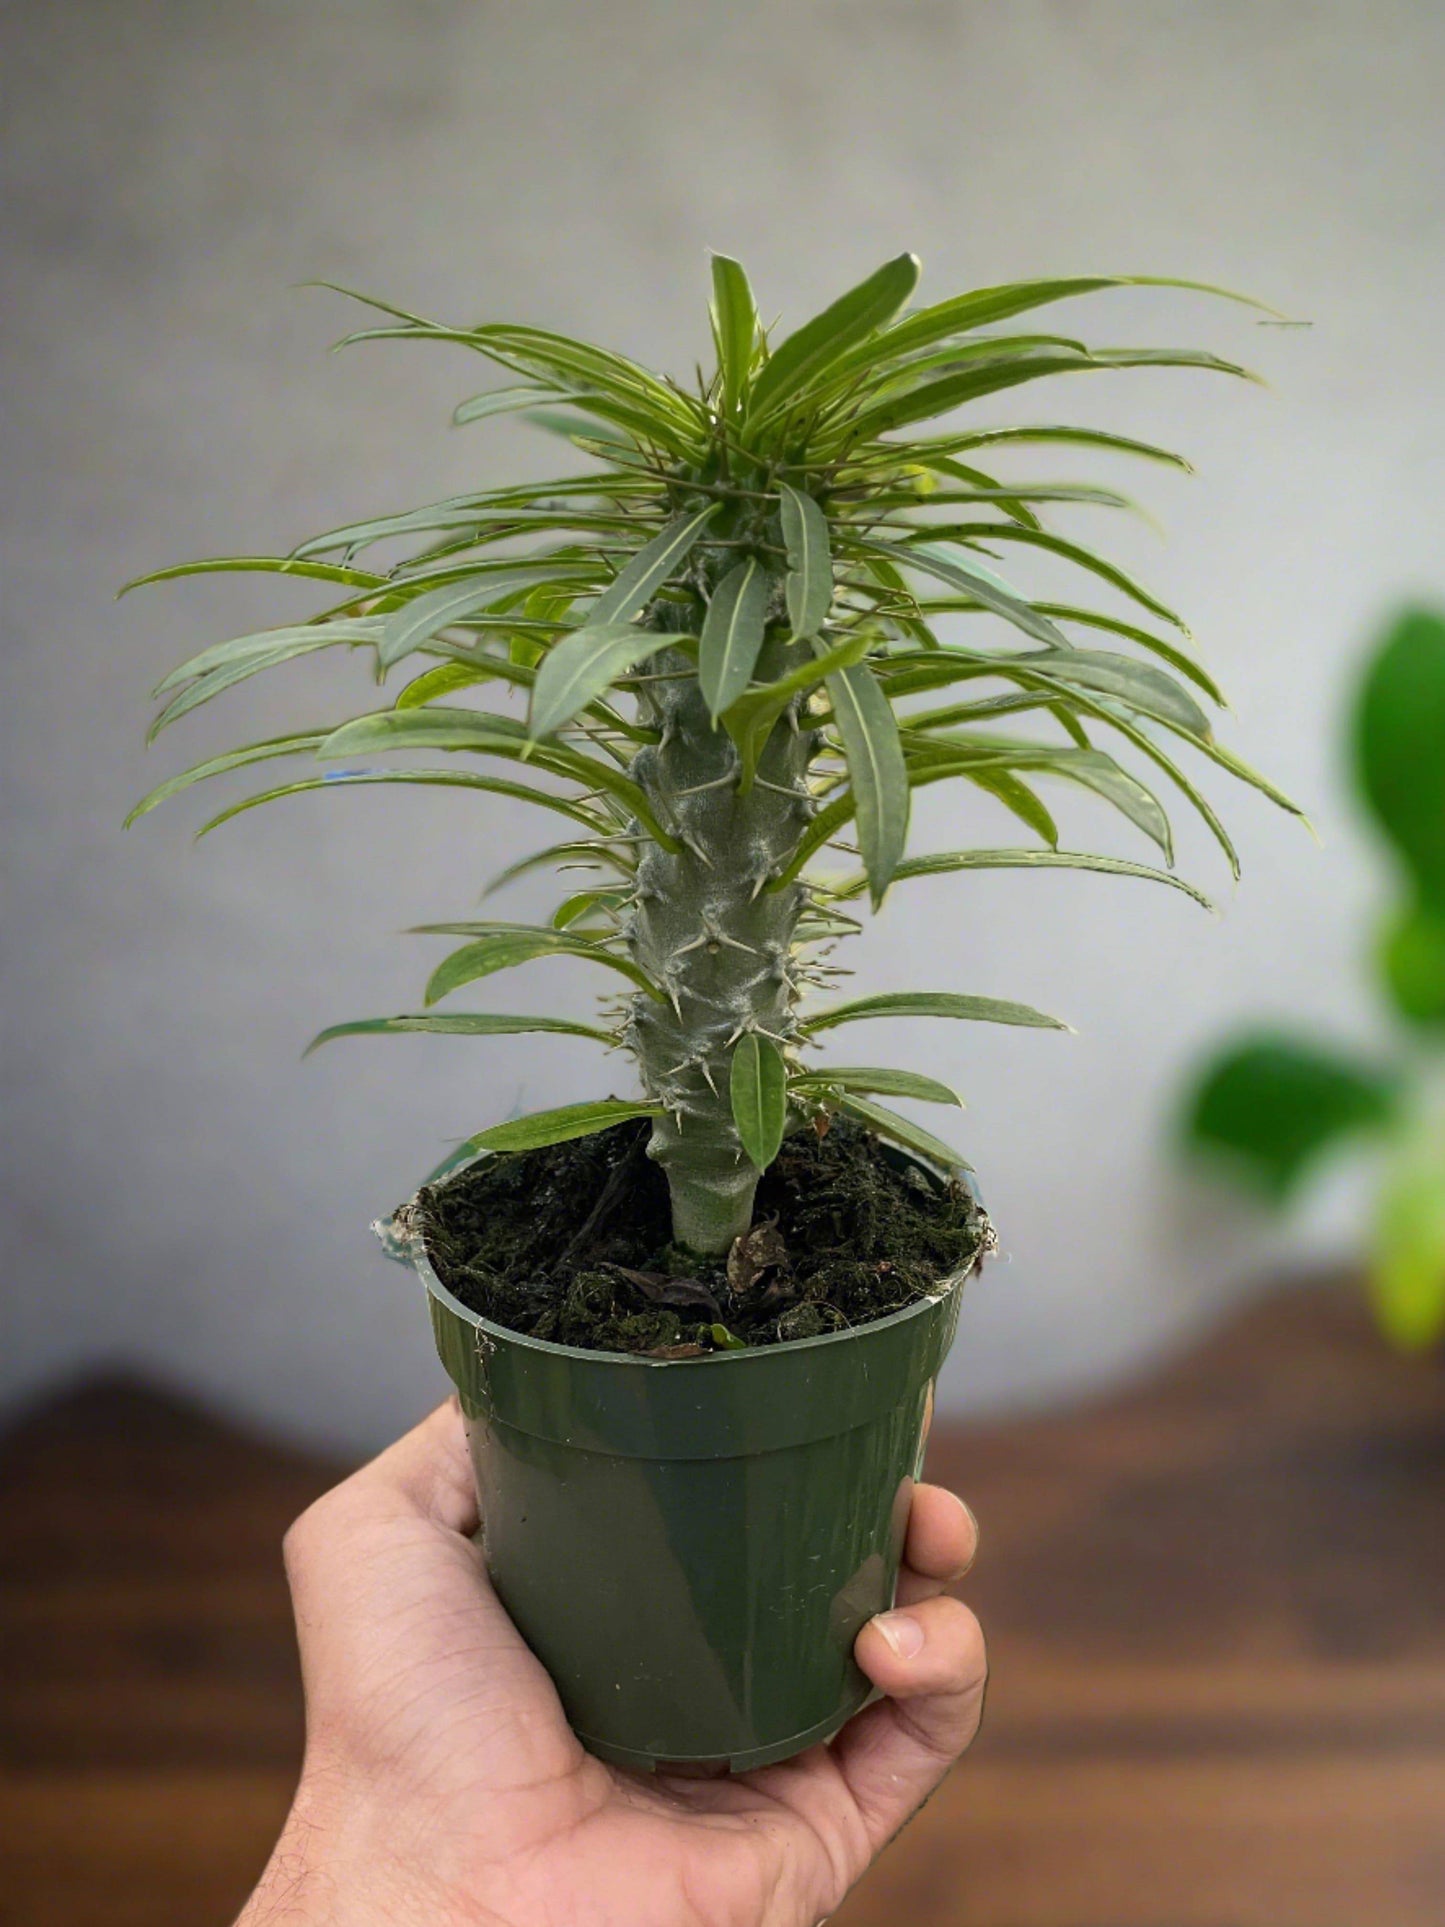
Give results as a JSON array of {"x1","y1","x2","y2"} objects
[{"x1": 240, "y1": 1399, "x2": 985, "y2": 1927}]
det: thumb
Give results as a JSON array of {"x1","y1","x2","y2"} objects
[{"x1": 831, "y1": 1594, "x2": 987, "y2": 1849}]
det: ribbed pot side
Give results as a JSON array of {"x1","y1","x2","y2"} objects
[{"x1": 394, "y1": 1189, "x2": 971, "y2": 1773}]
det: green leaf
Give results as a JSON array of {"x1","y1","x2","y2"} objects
[
  {"x1": 453, "y1": 384, "x2": 556, "y2": 425},
  {"x1": 124, "y1": 731, "x2": 328, "y2": 826},
  {"x1": 316, "y1": 708, "x2": 676, "y2": 846},
  {"x1": 800, "y1": 991, "x2": 1067, "y2": 1035},
  {"x1": 121, "y1": 556, "x2": 387, "y2": 597},
  {"x1": 588, "y1": 506, "x2": 719, "y2": 625},
  {"x1": 831, "y1": 274, "x2": 1279, "y2": 378},
  {"x1": 147, "y1": 626, "x2": 380, "y2": 738},
  {"x1": 792, "y1": 1065, "x2": 963, "y2": 1107},
  {"x1": 699, "y1": 557, "x2": 770, "y2": 721},
  {"x1": 423, "y1": 926, "x2": 663, "y2": 1005},
  {"x1": 710, "y1": 254, "x2": 758, "y2": 411},
  {"x1": 378, "y1": 572, "x2": 555, "y2": 673},
  {"x1": 722, "y1": 632, "x2": 872, "y2": 788},
  {"x1": 484, "y1": 837, "x2": 636, "y2": 895},
  {"x1": 305, "y1": 1011, "x2": 615, "y2": 1055},
  {"x1": 1356, "y1": 607, "x2": 1445, "y2": 908},
  {"x1": 827, "y1": 847, "x2": 1213, "y2": 911},
  {"x1": 779, "y1": 483, "x2": 833, "y2": 640},
  {"x1": 860, "y1": 537, "x2": 1068, "y2": 649},
  {"x1": 729, "y1": 1032, "x2": 788, "y2": 1169},
  {"x1": 830, "y1": 1093, "x2": 970, "y2": 1172},
  {"x1": 826, "y1": 662, "x2": 909, "y2": 905},
  {"x1": 1379, "y1": 900, "x2": 1445, "y2": 1027},
  {"x1": 921, "y1": 424, "x2": 1196, "y2": 472},
  {"x1": 892, "y1": 645, "x2": 1211, "y2": 738},
  {"x1": 196, "y1": 770, "x2": 609, "y2": 839},
  {"x1": 709, "y1": 1323, "x2": 749, "y2": 1351},
  {"x1": 153, "y1": 618, "x2": 383, "y2": 697},
  {"x1": 395, "y1": 660, "x2": 491, "y2": 709},
  {"x1": 748, "y1": 252, "x2": 921, "y2": 423},
  {"x1": 529, "y1": 622, "x2": 686, "y2": 739},
  {"x1": 1370, "y1": 1128, "x2": 1445, "y2": 1351},
  {"x1": 459, "y1": 1099, "x2": 662, "y2": 1157},
  {"x1": 1184, "y1": 1035, "x2": 1399, "y2": 1201},
  {"x1": 847, "y1": 348, "x2": 1256, "y2": 442},
  {"x1": 916, "y1": 524, "x2": 1187, "y2": 634}
]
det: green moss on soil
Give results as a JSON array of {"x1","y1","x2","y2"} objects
[{"x1": 416, "y1": 1116, "x2": 990, "y2": 1356}]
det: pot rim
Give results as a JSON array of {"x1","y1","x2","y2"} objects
[{"x1": 387, "y1": 1143, "x2": 987, "y2": 1374}]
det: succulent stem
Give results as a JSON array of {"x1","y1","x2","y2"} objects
[{"x1": 628, "y1": 635, "x2": 813, "y2": 1251}]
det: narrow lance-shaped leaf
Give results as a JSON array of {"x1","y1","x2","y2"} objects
[
  {"x1": 424, "y1": 927, "x2": 665, "y2": 1006},
  {"x1": 147, "y1": 627, "x2": 379, "y2": 739},
  {"x1": 791, "y1": 1065, "x2": 964, "y2": 1107},
  {"x1": 316, "y1": 708, "x2": 678, "y2": 848},
  {"x1": 779, "y1": 482, "x2": 832, "y2": 640},
  {"x1": 722, "y1": 631, "x2": 872, "y2": 789},
  {"x1": 831, "y1": 1092, "x2": 971, "y2": 1173},
  {"x1": 729, "y1": 1033, "x2": 788, "y2": 1169},
  {"x1": 858, "y1": 536, "x2": 1069, "y2": 649},
  {"x1": 121, "y1": 556, "x2": 388, "y2": 597},
  {"x1": 699, "y1": 557, "x2": 770, "y2": 721},
  {"x1": 710, "y1": 254, "x2": 758, "y2": 411},
  {"x1": 529, "y1": 623, "x2": 687, "y2": 739},
  {"x1": 154, "y1": 616, "x2": 384, "y2": 693},
  {"x1": 588, "y1": 505, "x2": 719, "y2": 625},
  {"x1": 748, "y1": 252, "x2": 921, "y2": 424},
  {"x1": 196, "y1": 770, "x2": 610, "y2": 840},
  {"x1": 460, "y1": 1100, "x2": 662, "y2": 1158},
  {"x1": 800, "y1": 991, "x2": 1068, "y2": 1035},
  {"x1": 305, "y1": 1011, "x2": 617, "y2": 1056},
  {"x1": 827, "y1": 847, "x2": 1213, "y2": 911},
  {"x1": 378, "y1": 569, "x2": 566, "y2": 672},
  {"x1": 453, "y1": 384, "x2": 557, "y2": 426},
  {"x1": 826, "y1": 660, "x2": 909, "y2": 906},
  {"x1": 124, "y1": 731, "x2": 329, "y2": 826}
]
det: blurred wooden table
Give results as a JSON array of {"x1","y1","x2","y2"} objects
[{"x1": 2, "y1": 1284, "x2": 1443, "y2": 1926}]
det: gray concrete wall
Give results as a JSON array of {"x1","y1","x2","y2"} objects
[{"x1": 4, "y1": 0, "x2": 1441, "y2": 1450}]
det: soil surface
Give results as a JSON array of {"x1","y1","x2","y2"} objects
[{"x1": 415, "y1": 1116, "x2": 990, "y2": 1356}]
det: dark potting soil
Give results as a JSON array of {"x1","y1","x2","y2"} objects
[{"x1": 415, "y1": 1116, "x2": 990, "y2": 1356}]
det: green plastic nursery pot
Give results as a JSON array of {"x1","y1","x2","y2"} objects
[{"x1": 387, "y1": 1164, "x2": 973, "y2": 1774}]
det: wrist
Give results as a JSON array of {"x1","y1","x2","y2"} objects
[{"x1": 235, "y1": 1758, "x2": 466, "y2": 1927}]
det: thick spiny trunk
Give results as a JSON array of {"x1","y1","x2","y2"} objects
[{"x1": 624, "y1": 637, "x2": 815, "y2": 1253}]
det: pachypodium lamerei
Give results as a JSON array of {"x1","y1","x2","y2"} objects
[{"x1": 130, "y1": 254, "x2": 1300, "y2": 1254}]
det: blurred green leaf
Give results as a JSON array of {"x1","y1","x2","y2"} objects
[
  {"x1": 1356, "y1": 607, "x2": 1445, "y2": 908},
  {"x1": 1185, "y1": 1035, "x2": 1400, "y2": 1201},
  {"x1": 1379, "y1": 900, "x2": 1445, "y2": 1027},
  {"x1": 1370, "y1": 1128, "x2": 1445, "y2": 1350}
]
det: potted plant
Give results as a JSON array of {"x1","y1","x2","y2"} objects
[
  {"x1": 1183, "y1": 606, "x2": 1445, "y2": 1353},
  {"x1": 129, "y1": 253, "x2": 1295, "y2": 1770}
]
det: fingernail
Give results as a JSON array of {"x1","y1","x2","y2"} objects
[
  {"x1": 956, "y1": 1497, "x2": 979, "y2": 1576},
  {"x1": 873, "y1": 1609, "x2": 925, "y2": 1659}
]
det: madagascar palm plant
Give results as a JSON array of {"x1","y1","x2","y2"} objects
[{"x1": 129, "y1": 254, "x2": 1297, "y2": 1255}]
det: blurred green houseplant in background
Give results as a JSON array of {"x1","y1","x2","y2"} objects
[{"x1": 1183, "y1": 608, "x2": 1445, "y2": 1351}]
